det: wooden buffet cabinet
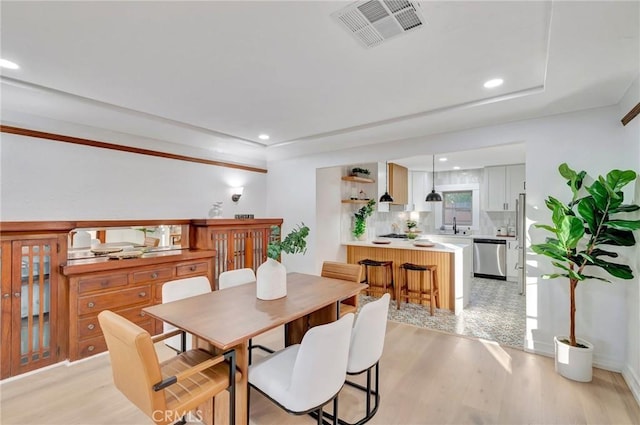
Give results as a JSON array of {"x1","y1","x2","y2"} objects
[
  {"x1": 0, "y1": 218, "x2": 282, "y2": 379},
  {"x1": 63, "y1": 250, "x2": 214, "y2": 361}
]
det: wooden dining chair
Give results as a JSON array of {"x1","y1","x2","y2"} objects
[
  {"x1": 321, "y1": 261, "x2": 363, "y2": 317},
  {"x1": 98, "y1": 310, "x2": 238, "y2": 425},
  {"x1": 249, "y1": 313, "x2": 355, "y2": 424}
]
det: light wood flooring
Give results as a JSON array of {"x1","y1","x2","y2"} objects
[{"x1": 1, "y1": 322, "x2": 639, "y2": 425}]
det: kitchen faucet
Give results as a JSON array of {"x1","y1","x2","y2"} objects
[{"x1": 453, "y1": 217, "x2": 458, "y2": 234}]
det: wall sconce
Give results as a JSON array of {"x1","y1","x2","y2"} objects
[{"x1": 231, "y1": 187, "x2": 244, "y2": 203}]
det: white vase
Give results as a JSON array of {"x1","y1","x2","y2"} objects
[
  {"x1": 256, "y1": 258, "x2": 287, "y2": 300},
  {"x1": 554, "y1": 336, "x2": 594, "y2": 382}
]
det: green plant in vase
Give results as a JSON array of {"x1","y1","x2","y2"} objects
[
  {"x1": 353, "y1": 199, "x2": 376, "y2": 240},
  {"x1": 267, "y1": 223, "x2": 310, "y2": 260},
  {"x1": 531, "y1": 163, "x2": 639, "y2": 381}
]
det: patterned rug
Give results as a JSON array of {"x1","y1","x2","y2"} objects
[{"x1": 359, "y1": 277, "x2": 526, "y2": 348}]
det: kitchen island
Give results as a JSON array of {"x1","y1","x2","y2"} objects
[{"x1": 344, "y1": 240, "x2": 470, "y2": 314}]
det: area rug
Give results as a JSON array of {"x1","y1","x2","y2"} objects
[{"x1": 359, "y1": 277, "x2": 526, "y2": 348}]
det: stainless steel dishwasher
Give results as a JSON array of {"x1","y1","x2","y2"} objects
[{"x1": 473, "y1": 238, "x2": 507, "y2": 280}]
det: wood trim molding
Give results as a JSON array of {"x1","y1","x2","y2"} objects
[
  {"x1": 621, "y1": 102, "x2": 640, "y2": 126},
  {"x1": 0, "y1": 125, "x2": 267, "y2": 173}
]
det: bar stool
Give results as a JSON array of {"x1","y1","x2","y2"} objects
[
  {"x1": 397, "y1": 263, "x2": 440, "y2": 315},
  {"x1": 358, "y1": 259, "x2": 394, "y2": 298}
]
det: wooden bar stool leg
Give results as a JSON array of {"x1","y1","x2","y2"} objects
[
  {"x1": 433, "y1": 268, "x2": 440, "y2": 308},
  {"x1": 427, "y1": 269, "x2": 434, "y2": 316}
]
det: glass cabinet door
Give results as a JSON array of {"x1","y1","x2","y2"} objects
[{"x1": 11, "y1": 238, "x2": 58, "y2": 375}]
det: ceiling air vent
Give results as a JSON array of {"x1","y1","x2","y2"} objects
[{"x1": 332, "y1": 0, "x2": 425, "y2": 49}]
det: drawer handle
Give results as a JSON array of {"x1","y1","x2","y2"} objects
[
  {"x1": 151, "y1": 273, "x2": 158, "y2": 279},
  {"x1": 140, "y1": 312, "x2": 146, "y2": 317},
  {"x1": 88, "y1": 345, "x2": 95, "y2": 352},
  {"x1": 139, "y1": 292, "x2": 147, "y2": 297},
  {"x1": 190, "y1": 265, "x2": 197, "y2": 271},
  {"x1": 87, "y1": 323, "x2": 95, "y2": 330},
  {"x1": 87, "y1": 302, "x2": 95, "y2": 308}
]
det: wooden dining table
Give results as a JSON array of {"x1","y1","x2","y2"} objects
[{"x1": 143, "y1": 272, "x2": 367, "y2": 425}]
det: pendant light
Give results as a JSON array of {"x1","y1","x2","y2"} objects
[
  {"x1": 425, "y1": 155, "x2": 442, "y2": 202},
  {"x1": 379, "y1": 161, "x2": 394, "y2": 203}
]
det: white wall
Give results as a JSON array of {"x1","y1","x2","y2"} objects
[
  {"x1": 0, "y1": 133, "x2": 267, "y2": 220},
  {"x1": 266, "y1": 103, "x2": 640, "y2": 377},
  {"x1": 619, "y1": 75, "x2": 640, "y2": 404}
]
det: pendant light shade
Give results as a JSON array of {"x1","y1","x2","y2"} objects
[
  {"x1": 379, "y1": 161, "x2": 394, "y2": 203},
  {"x1": 426, "y1": 155, "x2": 442, "y2": 202}
]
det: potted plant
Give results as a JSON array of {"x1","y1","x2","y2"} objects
[
  {"x1": 350, "y1": 167, "x2": 371, "y2": 178},
  {"x1": 353, "y1": 199, "x2": 376, "y2": 240},
  {"x1": 531, "y1": 163, "x2": 639, "y2": 382},
  {"x1": 257, "y1": 223, "x2": 310, "y2": 300}
]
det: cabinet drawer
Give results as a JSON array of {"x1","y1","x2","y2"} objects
[
  {"x1": 132, "y1": 268, "x2": 172, "y2": 284},
  {"x1": 78, "y1": 273, "x2": 128, "y2": 294},
  {"x1": 78, "y1": 285, "x2": 151, "y2": 315},
  {"x1": 78, "y1": 305, "x2": 150, "y2": 340},
  {"x1": 78, "y1": 321, "x2": 153, "y2": 359},
  {"x1": 176, "y1": 261, "x2": 208, "y2": 277}
]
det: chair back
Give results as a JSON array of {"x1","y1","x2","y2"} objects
[
  {"x1": 98, "y1": 310, "x2": 166, "y2": 417},
  {"x1": 288, "y1": 313, "x2": 354, "y2": 412},
  {"x1": 162, "y1": 276, "x2": 212, "y2": 350},
  {"x1": 321, "y1": 261, "x2": 362, "y2": 282},
  {"x1": 218, "y1": 268, "x2": 256, "y2": 290},
  {"x1": 348, "y1": 293, "x2": 390, "y2": 374}
]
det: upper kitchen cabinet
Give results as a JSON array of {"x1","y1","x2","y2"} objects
[
  {"x1": 388, "y1": 163, "x2": 408, "y2": 205},
  {"x1": 409, "y1": 171, "x2": 433, "y2": 212},
  {"x1": 484, "y1": 164, "x2": 525, "y2": 211}
]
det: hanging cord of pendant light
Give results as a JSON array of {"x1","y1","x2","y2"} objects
[
  {"x1": 379, "y1": 161, "x2": 394, "y2": 203},
  {"x1": 426, "y1": 155, "x2": 442, "y2": 202}
]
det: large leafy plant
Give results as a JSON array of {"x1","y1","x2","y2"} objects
[
  {"x1": 353, "y1": 199, "x2": 376, "y2": 239},
  {"x1": 267, "y1": 223, "x2": 310, "y2": 260},
  {"x1": 532, "y1": 163, "x2": 640, "y2": 347}
]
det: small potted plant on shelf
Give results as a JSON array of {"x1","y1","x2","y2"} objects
[
  {"x1": 350, "y1": 167, "x2": 371, "y2": 178},
  {"x1": 531, "y1": 163, "x2": 639, "y2": 382},
  {"x1": 405, "y1": 219, "x2": 419, "y2": 240},
  {"x1": 257, "y1": 223, "x2": 310, "y2": 300},
  {"x1": 353, "y1": 199, "x2": 376, "y2": 240}
]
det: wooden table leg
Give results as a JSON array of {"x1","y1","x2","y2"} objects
[
  {"x1": 285, "y1": 302, "x2": 339, "y2": 346},
  {"x1": 196, "y1": 339, "x2": 249, "y2": 425}
]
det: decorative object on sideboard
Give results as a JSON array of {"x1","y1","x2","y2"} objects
[
  {"x1": 353, "y1": 199, "x2": 376, "y2": 241},
  {"x1": 235, "y1": 214, "x2": 255, "y2": 219},
  {"x1": 208, "y1": 201, "x2": 223, "y2": 218},
  {"x1": 231, "y1": 186, "x2": 244, "y2": 203},
  {"x1": 425, "y1": 155, "x2": 442, "y2": 202},
  {"x1": 257, "y1": 223, "x2": 310, "y2": 300},
  {"x1": 531, "y1": 163, "x2": 639, "y2": 382},
  {"x1": 379, "y1": 162, "x2": 394, "y2": 203}
]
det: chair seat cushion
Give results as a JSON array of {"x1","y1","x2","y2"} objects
[
  {"x1": 160, "y1": 349, "x2": 235, "y2": 415},
  {"x1": 249, "y1": 345, "x2": 300, "y2": 409}
]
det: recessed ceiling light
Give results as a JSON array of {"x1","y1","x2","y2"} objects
[
  {"x1": 484, "y1": 78, "x2": 503, "y2": 88},
  {"x1": 453, "y1": 166, "x2": 461, "y2": 170},
  {"x1": 439, "y1": 157, "x2": 448, "y2": 162},
  {"x1": 258, "y1": 134, "x2": 270, "y2": 140},
  {"x1": 0, "y1": 58, "x2": 20, "y2": 70}
]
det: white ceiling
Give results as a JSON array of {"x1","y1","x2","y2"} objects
[{"x1": 1, "y1": 1, "x2": 638, "y2": 165}]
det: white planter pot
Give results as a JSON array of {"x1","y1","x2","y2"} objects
[
  {"x1": 256, "y1": 258, "x2": 287, "y2": 300},
  {"x1": 554, "y1": 336, "x2": 594, "y2": 382}
]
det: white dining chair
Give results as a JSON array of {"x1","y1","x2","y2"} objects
[
  {"x1": 218, "y1": 268, "x2": 274, "y2": 362},
  {"x1": 249, "y1": 313, "x2": 355, "y2": 424},
  {"x1": 218, "y1": 268, "x2": 256, "y2": 290},
  {"x1": 343, "y1": 293, "x2": 390, "y2": 424},
  {"x1": 161, "y1": 276, "x2": 212, "y2": 352}
]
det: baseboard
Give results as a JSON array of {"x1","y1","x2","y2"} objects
[
  {"x1": 525, "y1": 337, "x2": 623, "y2": 372},
  {"x1": 622, "y1": 365, "x2": 640, "y2": 407}
]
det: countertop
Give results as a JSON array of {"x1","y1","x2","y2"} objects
[
  {"x1": 343, "y1": 240, "x2": 465, "y2": 253},
  {"x1": 411, "y1": 233, "x2": 515, "y2": 240}
]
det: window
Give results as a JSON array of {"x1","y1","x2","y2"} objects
[{"x1": 442, "y1": 190, "x2": 472, "y2": 225}]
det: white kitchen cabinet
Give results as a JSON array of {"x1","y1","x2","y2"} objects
[
  {"x1": 484, "y1": 164, "x2": 525, "y2": 211},
  {"x1": 409, "y1": 171, "x2": 432, "y2": 212},
  {"x1": 506, "y1": 239, "x2": 519, "y2": 281}
]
